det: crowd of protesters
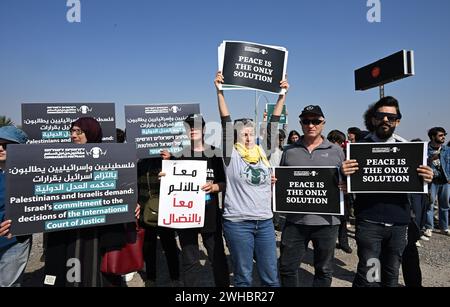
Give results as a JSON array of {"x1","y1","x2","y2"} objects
[{"x1": 0, "y1": 74, "x2": 448, "y2": 287}]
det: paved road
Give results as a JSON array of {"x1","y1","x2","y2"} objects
[{"x1": 22, "y1": 225, "x2": 450, "y2": 287}]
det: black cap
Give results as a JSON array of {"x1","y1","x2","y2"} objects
[
  {"x1": 299, "y1": 105, "x2": 324, "y2": 118},
  {"x1": 184, "y1": 113, "x2": 205, "y2": 127}
]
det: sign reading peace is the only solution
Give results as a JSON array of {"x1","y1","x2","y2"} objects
[
  {"x1": 274, "y1": 167, "x2": 344, "y2": 215},
  {"x1": 347, "y1": 142, "x2": 427, "y2": 193},
  {"x1": 218, "y1": 41, "x2": 288, "y2": 94}
]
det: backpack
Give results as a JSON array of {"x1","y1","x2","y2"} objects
[{"x1": 140, "y1": 169, "x2": 160, "y2": 227}]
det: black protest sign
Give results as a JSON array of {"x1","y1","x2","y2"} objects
[
  {"x1": 274, "y1": 167, "x2": 343, "y2": 215},
  {"x1": 347, "y1": 142, "x2": 427, "y2": 193},
  {"x1": 355, "y1": 50, "x2": 415, "y2": 91},
  {"x1": 219, "y1": 41, "x2": 288, "y2": 94},
  {"x1": 21, "y1": 103, "x2": 116, "y2": 144},
  {"x1": 125, "y1": 104, "x2": 200, "y2": 159},
  {"x1": 5, "y1": 143, "x2": 137, "y2": 236}
]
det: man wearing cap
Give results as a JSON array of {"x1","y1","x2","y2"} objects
[
  {"x1": 0, "y1": 125, "x2": 31, "y2": 287},
  {"x1": 168, "y1": 114, "x2": 230, "y2": 287},
  {"x1": 278, "y1": 105, "x2": 345, "y2": 287},
  {"x1": 342, "y1": 96, "x2": 433, "y2": 287}
]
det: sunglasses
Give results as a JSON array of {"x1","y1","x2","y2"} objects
[
  {"x1": 0, "y1": 143, "x2": 8, "y2": 150},
  {"x1": 69, "y1": 128, "x2": 85, "y2": 136},
  {"x1": 234, "y1": 118, "x2": 254, "y2": 125},
  {"x1": 373, "y1": 112, "x2": 400, "y2": 122},
  {"x1": 300, "y1": 119, "x2": 324, "y2": 126}
]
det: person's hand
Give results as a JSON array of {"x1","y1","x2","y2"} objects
[
  {"x1": 201, "y1": 182, "x2": 218, "y2": 194},
  {"x1": 271, "y1": 174, "x2": 277, "y2": 185},
  {"x1": 280, "y1": 76, "x2": 289, "y2": 93},
  {"x1": 417, "y1": 165, "x2": 434, "y2": 183},
  {"x1": 135, "y1": 203, "x2": 141, "y2": 220},
  {"x1": 338, "y1": 181, "x2": 348, "y2": 195},
  {"x1": 160, "y1": 150, "x2": 171, "y2": 160},
  {"x1": 214, "y1": 71, "x2": 224, "y2": 92},
  {"x1": 0, "y1": 220, "x2": 13, "y2": 239},
  {"x1": 158, "y1": 172, "x2": 166, "y2": 180},
  {"x1": 341, "y1": 160, "x2": 359, "y2": 176}
]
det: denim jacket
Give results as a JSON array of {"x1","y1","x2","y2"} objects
[
  {"x1": 0, "y1": 170, "x2": 17, "y2": 249},
  {"x1": 427, "y1": 144, "x2": 450, "y2": 182}
]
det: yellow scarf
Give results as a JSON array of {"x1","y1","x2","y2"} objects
[{"x1": 234, "y1": 143, "x2": 271, "y2": 167}]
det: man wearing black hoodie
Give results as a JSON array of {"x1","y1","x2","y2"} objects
[{"x1": 342, "y1": 97, "x2": 433, "y2": 287}]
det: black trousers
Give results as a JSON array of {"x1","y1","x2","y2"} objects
[
  {"x1": 143, "y1": 226, "x2": 180, "y2": 281},
  {"x1": 279, "y1": 223, "x2": 339, "y2": 287},
  {"x1": 402, "y1": 221, "x2": 422, "y2": 287},
  {"x1": 178, "y1": 228, "x2": 230, "y2": 287}
]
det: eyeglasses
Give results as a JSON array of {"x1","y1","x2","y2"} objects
[
  {"x1": 0, "y1": 143, "x2": 8, "y2": 150},
  {"x1": 69, "y1": 128, "x2": 85, "y2": 136},
  {"x1": 300, "y1": 119, "x2": 324, "y2": 126},
  {"x1": 373, "y1": 112, "x2": 400, "y2": 123}
]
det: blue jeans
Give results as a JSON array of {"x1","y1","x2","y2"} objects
[
  {"x1": 223, "y1": 219, "x2": 279, "y2": 287},
  {"x1": 353, "y1": 220, "x2": 407, "y2": 287},
  {"x1": 426, "y1": 183, "x2": 449, "y2": 231},
  {"x1": 0, "y1": 237, "x2": 31, "y2": 287},
  {"x1": 279, "y1": 222, "x2": 339, "y2": 287}
]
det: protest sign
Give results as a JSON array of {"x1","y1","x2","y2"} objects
[
  {"x1": 266, "y1": 103, "x2": 287, "y2": 124},
  {"x1": 274, "y1": 167, "x2": 344, "y2": 215},
  {"x1": 21, "y1": 103, "x2": 116, "y2": 144},
  {"x1": 218, "y1": 41, "x2": 288, "y2": 94},
  {"x1": 347, "y1": 142, "x2": 427, "y2": 193},
  {"x1": 158, "y1": 160, "x2": 207, "y2": 229},
  {"x1": 125, "y1": 104, "x2": 200, "y2": 159},
  {"x1": 5, "y1": 143, "x2": 137, "y2": 236}
]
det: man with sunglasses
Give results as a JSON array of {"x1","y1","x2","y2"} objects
[
  {"x1": 279, "y1": 105, "x2": 346, "y2": 287},
  {"x1": 342, "y1": 96, "x2": 434, "y2": 287},
  {"x1": 0, "y1": 125, "x2": 31, "y2": 287},
  {"x1": 424, "y1": 127, "x2": 450, "y2": 237}
]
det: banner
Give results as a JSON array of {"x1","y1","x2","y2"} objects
[
  {"x1": 218, "y1": 41, "x2": 288, "y2": 94},
  {"x1": 5, "y1": 143, "x2": 137, "y2": 236},
  {"x1": 347, "y1": 142, "x2": 428, "y2": 193},
  {"x1": 21, "y1": 103, "x2": 116, "y2": 144},
  {"x1": 273, "y1": 167, "x2": 344, "y2": 215},
  {"x1": 125, "y1": 104, "x2": 200, "y2": 159},
  {"x1": 158, "y1": 160, "x2": 207, "y2": 229}
]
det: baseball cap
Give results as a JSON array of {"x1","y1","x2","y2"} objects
[
  {"x1": 184, "y1": 114, "x2": 205, "y2": 127},
  {"x1": 0, "y1": 126, "x2": 28, "y2": 144},
  {"x1": 299, "y1": 105, "x2": 325, "y2": 118}
]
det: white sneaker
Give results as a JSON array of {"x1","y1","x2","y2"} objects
[
  {"x1": 441, "y1": 229, "x2": 450, "y2": 236},
  {"x1": 424, "y1": 229, "x2": 433, "y2": 237},
  {"x1": 415, "y1": 241, "x2": 422, "y2": 247},
  {"x1": 420, "y1": 235, "x2": 430, "y2": 241},
  {"x1": 124, "y1": 272, "x2": 136, "y2": 282}
]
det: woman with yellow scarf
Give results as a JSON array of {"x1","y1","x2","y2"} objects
[{"x1": 214, "y1": 71, "x2": 288, "y2": 287}]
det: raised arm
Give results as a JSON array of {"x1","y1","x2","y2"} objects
[
  {"x1": 266, "y1": 78, "x2": 289, "y2": 153},
  {"x1": 215, "y1": 71, "x2": 230, "y2": 117},
  {"x1": 272, "y1": 78, "x2": 289, "y2": 117},
  {"x1": 215, "y1": 71, "x2": 233, "y2": 165}
]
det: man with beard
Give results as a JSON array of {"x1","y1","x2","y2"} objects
[
  {"x1": 424, "y1": 127, "x2": 450, "y2": 237},
  {"x1": 342, "y1": 96, "x2": 434, "y2": 287}
]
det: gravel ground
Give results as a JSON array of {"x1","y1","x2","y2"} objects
[{"x1": 21, "y1": 224, "x2": 450, "y2": 287}]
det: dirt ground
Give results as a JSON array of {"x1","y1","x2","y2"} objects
[{"x1": 22, "y1": 223, "x2": 450, "y2": 287}]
